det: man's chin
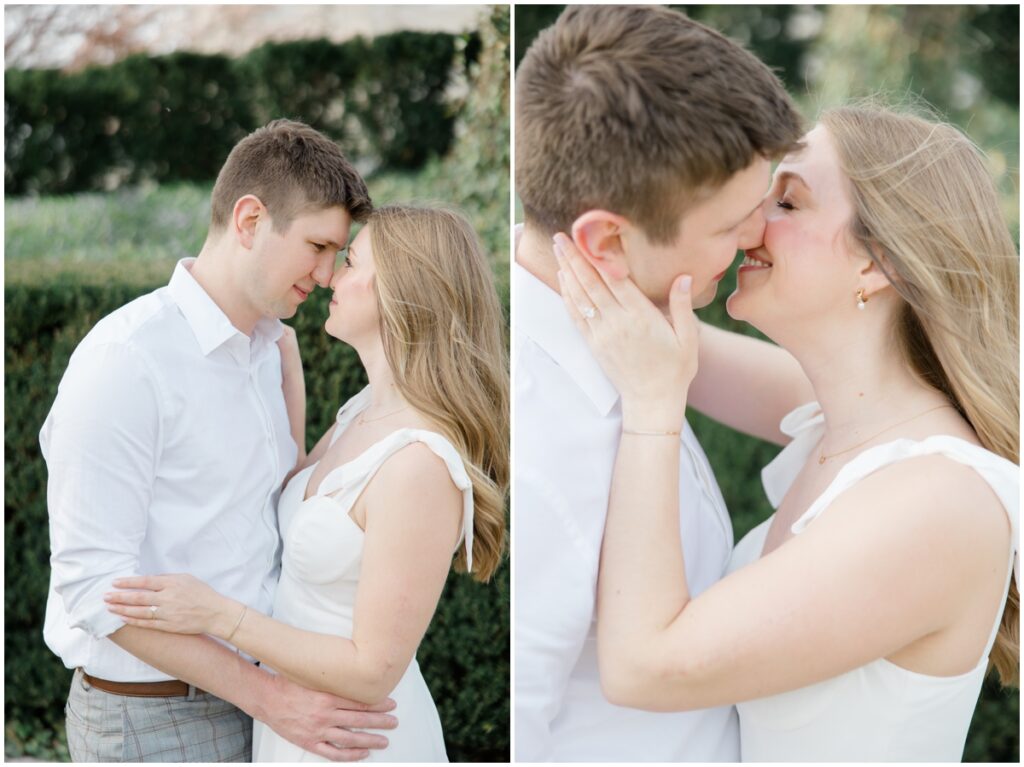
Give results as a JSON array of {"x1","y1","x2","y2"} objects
[
  {"x1": 691, "y1": 283, "x2": 718, "y2": 309},
  {"x1": 277, "y1": 304, "x2": 299, "y2": 320}
]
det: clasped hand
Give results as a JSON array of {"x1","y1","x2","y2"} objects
[
  {"x1": 105, "y1": 574, "x2": 236, "y2": 638},
  {"x1": 553, "y1": 232, "x2": 699, "y2": 428}
]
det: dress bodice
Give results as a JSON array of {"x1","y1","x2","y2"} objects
[
  {"x1": 274, "y1": 387, "x2": 475, "y2": 638},
  {"x1": 254, "y1": 386, "x2": 473, "y2": 762},
  {"x1": 728, "y1": 402, "x2": 1019, "y2": 762}
]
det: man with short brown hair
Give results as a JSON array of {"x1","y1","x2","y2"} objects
[
  {"x1": 42, "y1": 120, "x2": 393, "y2": 761},
  {"x1": 514, "y1": 6, "x2": 803, "y2": 761},
  {"x1": 209, "y1": 119, "x2": 373, "y2": 233}
]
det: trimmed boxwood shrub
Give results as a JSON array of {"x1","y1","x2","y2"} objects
[
  {"x1": 4, "y1": 266, "x2": 510, "y2": 762},
  {"x1": 4, "y1": 53, "x2": 254, "y2": 195},
  {"x1": 233, "y1": 38, "x2": 363, "y2": 148},
  {"x1": 5, "y1": 30, "x2": 476, "y2": 195}
]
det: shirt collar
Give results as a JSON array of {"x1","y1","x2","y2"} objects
[
  {"x1": 514, "y1": 261, "x2": 620, "y2": 416},
  {"x1": 168, "y1": 258, "x2": 284, "y2": 358}
]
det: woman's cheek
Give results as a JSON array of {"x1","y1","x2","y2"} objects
[{"x1": 762, "y1": 217, "x2": 792, "y2": 252}]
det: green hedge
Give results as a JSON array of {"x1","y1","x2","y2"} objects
[
  {"x1": 438, "y1": 2, "x2": 510, "y2": 268},
  {"x1": 5, "y1": 30, "x2": 475, "y2": 195},
  {"x1": 4, "y1": 267, "x2": 509, "y2": 762}
]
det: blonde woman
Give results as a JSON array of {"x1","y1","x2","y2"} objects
[
  {"x1": 105, "y1": 205, "x2": 509, "y2": 762},
  {"x1": 555, "y1": 105, "x2": 1018, "y2": 761}
]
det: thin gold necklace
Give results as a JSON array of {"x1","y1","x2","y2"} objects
[
  {"x1": 817, "y1": 404, "x2": 954, "y2": 465},
  {"x1": 358, "y1": 405, "x2": 409, "y2": 426}
]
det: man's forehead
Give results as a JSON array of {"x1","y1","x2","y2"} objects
[
  {"x1": 298, "y1": 206, "x2": 352, "y2": 241},
  {"x1": 714, "y1": 158, "x2": 771, "y2": 222}
]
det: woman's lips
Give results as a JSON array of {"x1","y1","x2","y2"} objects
[
  {"x1": 737, "y1": 253, "x2": 772, "y2": 273},
  {"x1": 293, "y1": 286, "x2": 309, "y2": 299}
]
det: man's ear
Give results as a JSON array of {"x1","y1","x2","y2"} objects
[
  {"x1": 232, "y1": 195, "x2": 266, "y2": 250},
  {"x1": 570, "y1": 210, "x2": 631, "y2": 280}
]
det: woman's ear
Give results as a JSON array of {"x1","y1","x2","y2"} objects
[
  {"x1": 233, "y1": 195, "x2": 265, "y2": 249},
  {"x1": 571, "y1": 210, "x2": 632, "y2": 280},
  {"x1": 857, "y1": 242, "x2": 895, "y2": 298}
]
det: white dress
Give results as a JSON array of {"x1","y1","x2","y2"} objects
[
  {"x1": 728, "y1": 402, "x2": 1019, "y2": 762},
  {"x1": 253, "y1": 387, "x2": 475, "y2": 762}
]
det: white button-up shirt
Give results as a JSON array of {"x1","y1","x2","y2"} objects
[
  {"x1": 40, "y1": 258, "x2": 296, "y2": 682},
  {"x1": 513, "y1": 261, "x2": 739, "y2": 762}
]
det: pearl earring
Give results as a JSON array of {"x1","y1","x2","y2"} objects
[{"x1": 856, "y1": 289, "x2": 868, "y2": 310}]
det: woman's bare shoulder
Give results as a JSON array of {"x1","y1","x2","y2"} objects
[
  {"x1": 825, "y1": 453, "x2": 1010, "y2": 563},
  {"x1": 365, "y1": 439, "x2": 464, "y2": 513}
]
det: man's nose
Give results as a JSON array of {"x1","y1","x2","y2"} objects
[
  {"x1": 737, "y1": 206, "x2": 767, "y2": 251},
  {"x1": 328, "y1": 265, "x2": 343, "y2": 291},
  {"x1": 312, "y1": 253, "x2": 335, "y2": 288}
]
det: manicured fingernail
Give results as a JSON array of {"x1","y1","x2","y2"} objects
[
  {"x1": 677, "y1": 275, "x2": 692, "y2": 293},
  {"x1": 553, "y1": 240, "x2": 564, "y2": 261}
]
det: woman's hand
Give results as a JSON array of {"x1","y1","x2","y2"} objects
[
  {"x1": 104, "y1": 574, "x2": 243, "y2": 638},
  {"x1": 554, "y1": 232, "x2": 699, "y2": 431}
]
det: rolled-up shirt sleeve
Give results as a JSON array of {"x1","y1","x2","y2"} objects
[
  {"x1": 514, "y1": 470, "x2": 596, "y2": 762},
  {"x1": 40, "y1": 341, "x2": 161, "y2": 638}
]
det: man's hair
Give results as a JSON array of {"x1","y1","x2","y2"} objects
[
  {"x1": 210, "y1": 119, "x2": 372, "y2": 234},
  {"x1": 516, "y1": 5, "x2": 804, "y2": 244}
]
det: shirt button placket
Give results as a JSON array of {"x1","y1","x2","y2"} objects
[{"x1": 248, "y1": 351, "x2": 281, "y2": 567}]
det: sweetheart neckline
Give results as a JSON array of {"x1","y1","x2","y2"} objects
[{"x1": 289, "y1": 491, "x2": 366, "y2": 535}]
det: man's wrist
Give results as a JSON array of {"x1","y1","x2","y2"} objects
[
  {"x1": 246, "y1": 664, "x2": 277, "y2": 723},
  {"x1": 223, "y1": 655, "x2": 276, "y2": 723}
]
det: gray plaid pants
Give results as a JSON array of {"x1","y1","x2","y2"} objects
[{"x1": 65, "y1": 668, "x2": 252, "y2": 762}]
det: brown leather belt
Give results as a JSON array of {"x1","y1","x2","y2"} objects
[{"x1": 80, "y1": 670, "x2": 202, "y2": 698}]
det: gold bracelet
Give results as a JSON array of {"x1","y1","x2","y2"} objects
[
  {"x1": 622, "y1": 428, "x2": 681, "y2": 436},
  {"x1": 225, "y1": 605, "x2": 247, "y2": 644}
]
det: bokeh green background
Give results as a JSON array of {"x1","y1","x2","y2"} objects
[
  {"x1": 5, "y1": 6, "x2": 509, "y2": 762},
  {"x1": 514, "y1": 5, "x2": 1020, "y2": 763}
]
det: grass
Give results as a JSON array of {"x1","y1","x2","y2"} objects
[
  {"x1": 5, "y1": 182, "x2": 210, "y2": 270},
  {"x1": 5, "y1": 169, "x2": 509, "y2": 283}
]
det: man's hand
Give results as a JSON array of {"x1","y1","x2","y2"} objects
[{"x1": 261, "y1": 673, "x2": 398, "y2": 762}]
